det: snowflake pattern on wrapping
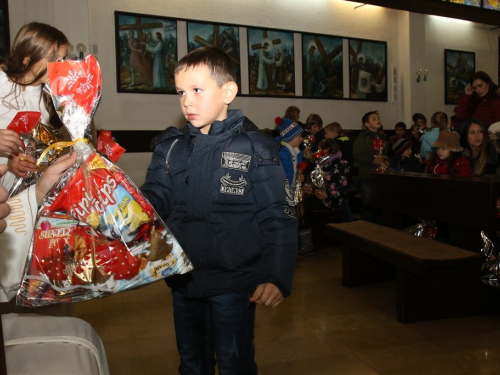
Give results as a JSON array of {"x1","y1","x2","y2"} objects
[
  {"x1": 62, "y1": 69, "x2": 84, "y2": 90},
  {"x1": 77, "y1": 70, "x2": 94, "y2": 95},
  {"x1": 104, "y1": 144, "x2": 113, "y2": 157},
  {"x1": 19, "y1": 114, "x2": 29, "y2": 125}
]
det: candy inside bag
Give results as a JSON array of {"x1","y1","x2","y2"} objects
[{"x1": 16, "y1": 56, "x2": 193, "y2": 307}]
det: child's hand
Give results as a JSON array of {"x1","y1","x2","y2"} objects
[
  {"x1": 250, "y1": 283, "x2": 284, "y2": 308},
  {"x1": 297, "y1": 172, "x2": 305, "y2": 183},
  {"x1": 302, "y1": 183, "x2": 313, "y2": 195},
  {"x1": 314, "y1": 189, "x2": 327, "y2": 200},
  {"x1": 8, "y1": 153, "x2": 38, "y2": 178}
]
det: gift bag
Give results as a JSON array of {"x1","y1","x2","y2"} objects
[{"x1": 16, "y1": 56, "x2": 193, "y2": 307}]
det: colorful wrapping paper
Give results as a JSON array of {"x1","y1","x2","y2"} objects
[{"x1": 16, "y1": 56, "x2": 192, "y2": 306}]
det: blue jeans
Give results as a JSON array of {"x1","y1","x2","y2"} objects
[{"x1": 172, "y1": 291, "x2": 258, "y2": 375}]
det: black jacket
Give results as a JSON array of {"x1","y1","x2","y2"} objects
[{"x1": 140, "y1": 110, "x2": 297, "y2": 298}]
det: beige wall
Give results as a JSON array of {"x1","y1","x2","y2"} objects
[{"x1": 7, "y1": 0, "x2": 500, "y2": 184}]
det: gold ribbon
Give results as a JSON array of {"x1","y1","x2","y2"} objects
[{"x1": 37, "y1": 138, "x2": 89, "y2": 166}]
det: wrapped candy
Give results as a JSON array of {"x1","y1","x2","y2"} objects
[
  {"x1": 372, "y1": 137, "x2": 387, "y2": 173},
  {"x1": 96, "y1": 130, "x2": 125, "y2": 163},
  {"x1": 16, "y1": 56, "x2": 193, "y2": 307},
  {"x1": 7, "y1": 112, "x2": 65, "y2": 198},
  {"x1": 480, "y1": 231, "x2": 500, "y2": 287},
  {"x1": 403, "y1": 220, "x2": 438, "y2": 239},
  {"x1": 309, "y1": 150, "x2": 328, "y2": 189}
]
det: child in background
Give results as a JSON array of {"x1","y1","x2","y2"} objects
[
  {"x1": 412, "y1": 112, "x2": 427, "y2": 132},
  {"x1": 409, "y1": 123, "x2": 422, "y2": 154},
  {"x1": 304, "y1": 113, "x2": 324, "y2": 152},
  {"x1": 389, "y1": 139, "x2": 424, "y2": 173},
  {"x1": 275, "y1": 116, "x2": 304, "y2": 186},
  {"x1": 420, "y1": 111, "x2": 448, "y2": 160},
  {"x1": 389, "y1": 122, "x2": 407, "y2": 145},
  {"x1": 425, "y1": 130, "x2": 472, "y2": 176},
  {"x1": 324, "y1": 121, "x2": 353, "y2": 163}
]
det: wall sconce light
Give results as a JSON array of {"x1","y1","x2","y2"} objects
[
  {"x1": 416, "y1": 69, "x2": 428, "y2": 83},
  {"x1": 76, "y1": 43, "x2": 87, "y2": 60}
]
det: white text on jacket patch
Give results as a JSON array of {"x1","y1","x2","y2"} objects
[
  {"x1": 221, "y1": 152, "x2": 251, "y2": 172},
  {"x1": 220, "y1": 173, "x2": 247, "y2": 195}
]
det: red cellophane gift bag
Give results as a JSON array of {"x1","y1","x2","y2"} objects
[{"x1": 16, "y1": 56, "x2": 192, "y2": 307}]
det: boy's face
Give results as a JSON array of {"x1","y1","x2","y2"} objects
[
  {"x1": 402, "y1": 147, "x2": 412, "y2": 157},
  {"x1": 324, "y1": 129, "x2": 337, "y2": 139},
  {"x1": 288, "y1": 134, "x2": 303, "y2": 148},
  {"x1": 175, "y1": 64, "x2": 236, "y2": 134},
  {"x1": 395, "y1": 127, "x2": 405, "y2": 137},
  {"x1": 416, "y1": 119, "x2": 426, "y2": 128},
  {"x1": 364, "y1": 114, "x2": 381, "y2": 132}
]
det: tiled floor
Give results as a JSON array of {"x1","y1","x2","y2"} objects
[{"x1": 72, "y1": 247, "x2": 500, "y2": 375}]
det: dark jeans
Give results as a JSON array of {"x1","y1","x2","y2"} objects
[{"x1": 172, "y1": 291, "x2": 258, "y2": 375}]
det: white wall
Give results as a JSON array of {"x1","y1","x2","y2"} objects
[{"x1": 7, "y1": 0, "x2": 500, "y2": 184}]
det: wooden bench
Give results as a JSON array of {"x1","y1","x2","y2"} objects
[
  {"x1": 325, "y1": 220, "x2": 484, "y2": 323},
  {"x1": 364, "y1": 171, "x2": 500, "y2": 252}
]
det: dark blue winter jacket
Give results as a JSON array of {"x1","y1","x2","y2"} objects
[{"x1": 140, "y1": 110, "x2": 297, "y2": 298}]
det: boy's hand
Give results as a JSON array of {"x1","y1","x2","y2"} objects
[{"x1": 250, "y1": 283, "x2": 284, "y2": 308}]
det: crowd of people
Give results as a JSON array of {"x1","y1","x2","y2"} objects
[{"x1": 271, "y1": 72, "x2": 500, "y2": 254}]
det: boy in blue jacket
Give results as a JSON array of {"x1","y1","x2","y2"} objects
[{"x1": 140, "y1": 47, "x2": 297, "y2": 375}]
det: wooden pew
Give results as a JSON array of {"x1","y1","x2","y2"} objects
[
  {"x1": 325, "y1": 172, "x2": 500, "y2": 323},
  {"x1": 364, "y1": 171, "x2": 500, "y2": 252}
]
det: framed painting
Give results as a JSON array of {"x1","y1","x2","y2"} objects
[
  {"x1": 115, "y1": 11, "x2": 177, "y2": 94},
  {"x1": 187, "y1": 21, "x2": 241, "y2": 90},
  {"x1": 247, "y1": 27, "x2": 295, "y2": 97},
  {"x1": 0, "y1": 0, "x2": 9, "y2": 59},
  {"x1": 444, "y1": 49, "x2": 475, "y2": 105},
  {"x1": 348, "y1": 38, "x2": 387, "y2": 101},
  {"x1": 302, "y1": 33, "x2": 343, "y2": 99}
]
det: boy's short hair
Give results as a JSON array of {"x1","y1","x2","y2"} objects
[
  {"x1": 319, "y1": 138, "x2": 340, "y2": 154},
  {"x1": 305, "y1": 113, "x2": 323, "y2": 129},
  {"x1": 324, "y1": 122, "x2": 342, "y2": 134},
  {"x1": 394, "y1": 122, "x2": 406, "y2": 130},
  {"x1": 412, "y1": 112, "x2": 427, "y2": 124},
  {"x1": 175, "y1": 46, "x2": 236, "y2": 87},
  {"x1": 362, "y1": 111, "x2": 378, "y2": 126}
]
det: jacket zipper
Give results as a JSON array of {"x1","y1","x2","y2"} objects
[{"x1": 165, "y1": 138, "x2": 179, "y2": 173}]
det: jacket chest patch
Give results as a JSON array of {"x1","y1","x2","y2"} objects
[
  {"x1": 221, "y1": 152, "x2": 251, "y2": 172},
  {"x1": 220, "y1": 173, "x2": 247, "y2": 196}
]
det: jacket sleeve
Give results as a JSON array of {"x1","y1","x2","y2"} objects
[
  {"x1": 0, "y1": 186, "x2": 37, "y2": 302},
  {"x1": 140, "y1": 138, "x2": 175, "y2": 221},
  {"x1": 456, "y1": 94, "x2": 473, "y2": 121},
  {"x1": 248, "y1": 133, "x2": 297, "y2": 297},
  {"x1": 353, "y1": 135, "x2": 375, "y2": 168},
  {"x1": 455, "y1": 157, "x2": 473, "y2": 177}
]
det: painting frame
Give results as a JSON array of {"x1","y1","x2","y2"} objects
[
  {"x1": 247, "y1": 27, "x2": 295, "y2": 97},
  {"x1": 115, "y1": 11, "x2": 178, "y2": 94},
  {"x1": 348, "y1": 38, "x2": 387, "y2": 102},
  {"x1": 0, "y1": 0, "x2": 9, "y2": 59},
  {"x1": 302, "y1": 33, "x2": 343, "y2": 99},
  {"x1": 187, "y1": 20, "x2": 241, "y2": 92},
  {"x1": 444, "y1": 49, "x2": 475, "y2": 105}
]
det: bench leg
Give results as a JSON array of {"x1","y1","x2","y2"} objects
[
  {"x1": 342, "y1": 246, "x2": 396, "y2": 287},
  {"x1": 397, "y1": 266, "x2": 482, "y2": 323}
]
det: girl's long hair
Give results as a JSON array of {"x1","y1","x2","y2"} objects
[{"x1": 460, "y1": 118, "x2": 489, "y2": 176}]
